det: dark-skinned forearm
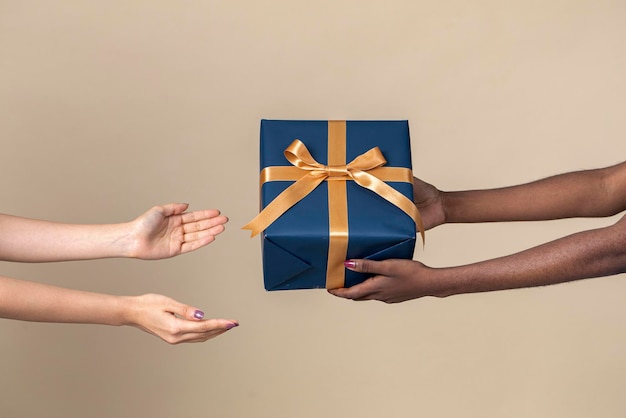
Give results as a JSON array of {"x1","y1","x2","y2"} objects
[
  {"x1": 433, "y1": 216, "x2": 626, "y2": 297},
  {"x1": 441, "y1": 162, "x2": 626, "y2": 224}
]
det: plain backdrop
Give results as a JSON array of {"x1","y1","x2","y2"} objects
[{"x1": 1, "y1": 1, "x2": 625, "y2": 417}]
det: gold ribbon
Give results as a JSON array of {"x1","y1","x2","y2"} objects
[{"x1": 243, "y1": 120, "x2": 424, "y2": 288}]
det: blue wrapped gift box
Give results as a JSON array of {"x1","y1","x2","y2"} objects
[{"x1": 244, "y1": 119, "x2": 422, "y2": 291}]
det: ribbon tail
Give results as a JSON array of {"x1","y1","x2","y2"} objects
[
  {"x1": 242, "y1": 173, "x2": 327, "y2": 237},
  {"x1": 351, "y1": 170, "x2": 426, "y2": 244}
]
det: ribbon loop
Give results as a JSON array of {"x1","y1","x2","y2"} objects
[{"x1": 284, "y1": 139, "x2": 322, "y2": 170}]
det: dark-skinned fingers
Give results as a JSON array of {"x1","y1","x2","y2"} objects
[
  {"x1": 327, "y1": 287, "x2": 364, "y2": 300},
  {"x1": 345, "y1": 259, "x2": 395, "y2": 276},
  {"x1": 327, "y1": 279, "x2": 380, "y2": 301}
]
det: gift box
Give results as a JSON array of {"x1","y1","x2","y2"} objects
[{"x1": 243, "y1": 120, "x2": 423, "y2": 291}]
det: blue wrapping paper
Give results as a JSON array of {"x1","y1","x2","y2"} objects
[{"x1": 259, "y1": 119, "x2": 417, "y2": 290}]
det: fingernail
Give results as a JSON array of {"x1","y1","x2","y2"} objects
[
  {"x1": 226, "y1": 322, "x2": 239, "y2": 330},
  {"x1": 344, "y1": 260, "x2": 356, "y2": 269},
  {"x1": 193, "y1": 310, "x2": 205, "y2": 320}
]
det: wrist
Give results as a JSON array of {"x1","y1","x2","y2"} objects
[
  {"x1": 117, "y1": 295, "x2": 141, "y2": 327},
  {"x1": 428, "y1": 269, "x2": 456, "y2": 298},
  {"x1": 114, "y1": 222, "x2": 140, "y2": 258},
  {"x1": 438, "y1": 192, "x2": 450, "y2": 225},
  {"x1": 426, "y1": 266, "x2": 473, "y2": 298},
  {"x1": 439, "y1": 191, "x2": 462, "y2": 225}
]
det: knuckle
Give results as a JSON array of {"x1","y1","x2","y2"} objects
[
  {"x1": 359, "y1": 260, "x2": 373, "y2": 274},
  {"x1": 164, "y1": 335, "x2": 180, "y2": 345},
  {"x1": 166, "y1": 323, "x2": 183, "y2": 337},
  {"x1": 181, "y1": 306, "x2": 192, "y2": 319}
]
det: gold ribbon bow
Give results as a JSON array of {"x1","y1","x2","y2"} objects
[{"x1": 243, "y1": 120, "x2": 424, "y2": 288}]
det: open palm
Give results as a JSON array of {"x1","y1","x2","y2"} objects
[{"x1": 129, "y1": 203, "x2": 228, "y2": 259}]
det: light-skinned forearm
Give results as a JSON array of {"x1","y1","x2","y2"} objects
[
  {"x1": 441, "y1": 161, "x2": 626, "y2": 224},
  {"x1": 433, "y1": 215, "x2": 626, "y2": 297},
  {"x1": 0, "y1": 275, "x2": 129, "y2": 325},
  {"x1": 0, "y1": 215, "x2": 133, "y2": 262}
]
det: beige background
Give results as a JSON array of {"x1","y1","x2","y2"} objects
[{"x1": 1, "y1": 1, "x2": 625, "y2": 417}]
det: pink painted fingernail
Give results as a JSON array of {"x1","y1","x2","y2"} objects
[
  {"x1": 193, "y1": 310, "x2": 205, "y2": 320},
  {"x1": 344, "y1": 260, "x2": 356, "y2": 269},
  {"x1": 226, "y1": 322, "x2": 239, "y2": 330}
]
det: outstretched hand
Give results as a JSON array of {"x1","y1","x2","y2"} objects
[
  {"x1": 126, "y1": 293, "x2": 239, "y2": 344},
  {"x1": 328, "y1": 258, "x2": 449, "y2": 303},
  {"x1": 128, "y1": 203, "x2": 228, "y2": 260}
]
